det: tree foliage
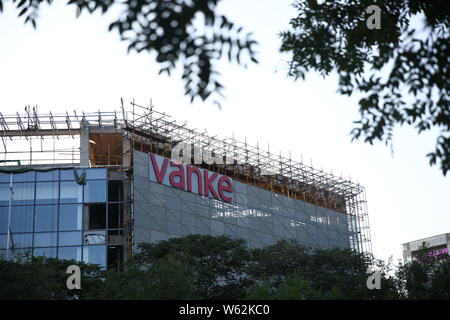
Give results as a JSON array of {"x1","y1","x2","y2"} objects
[
  {"x1": 247, "y1": 240, "x2": 399, "y2": 299},
  {"x1": 280, "y1": 0, "x2": 450, "y2": 175},
  {"x1": 395, "y1": 256, "x2": 450, "y2": 299},
  {"x1": 101, "y1": 253, "x2": 197, "y2": 299},
  {"x1": 5, "y1": 235, "x2": 449, "y2": 300},
  {"x1": 0, "y1": 255, "x2": 103, "y2": 299},
  {"x1": 134, "y1": 234, "x2": 252, "y2": 299},
  {"x1": 0, "y1": 0, "x2": 258, "y2": 106}
]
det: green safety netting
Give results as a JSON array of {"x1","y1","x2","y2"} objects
[{"x1": 0, "y1": 166, "x2": 87, "y2": 185}]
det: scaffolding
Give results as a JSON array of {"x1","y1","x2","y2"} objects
[
  {"x1": 0, "y1": 100, "x2": 372, "y2": 253},
  {"x1": 0, "y1": 106, "x2": 120, "y2": 166}
]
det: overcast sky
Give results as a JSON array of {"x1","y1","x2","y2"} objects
[{"x1": 0, "y1": 0, "x2": 448, "y2": 263}]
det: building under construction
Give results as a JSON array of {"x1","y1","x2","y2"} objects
[{"x1": 0, "y1": 100, "x2": 372, "y2": 269}]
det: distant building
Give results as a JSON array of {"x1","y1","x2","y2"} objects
[{"x1": 402, "y1": 233, "x2": 450, "y2": 263}]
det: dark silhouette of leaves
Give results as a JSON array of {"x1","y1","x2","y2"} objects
[
  {"x1": 0, "y1": 0, "x2": 258, "y2": 106},
  {"x1": 280, "y1": 0, "x2": 449, "y2": 175},
  {"x1": 2, "y1": 235, "x2": 450, "y2": 299}
]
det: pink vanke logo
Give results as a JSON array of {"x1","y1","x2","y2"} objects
[{"x1": 149, "y1": 153, "x2": 233, "y2": 203}]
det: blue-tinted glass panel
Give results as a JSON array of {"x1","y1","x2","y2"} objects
[
  {"x1": 10, "y1": 206, "x2": 34, "y2": 232},
  {"x1": 33, "y1": 247, "x2": 57, "y2": 258},
  {"x1": 58, "y1": 231, "x2": 82, "y2": 246},
  {"x1": 10, "y1": 233, "x2": 33, "y2": 248},
  {"x1": 85, "y1": 168, "x2": 107, "y2": 180},
  {"x1": 60, "y1": 181, "x2": 82, "y2": 203},
  {"x1": 58, "y1": 246, "x2": 82, "y2": 261},
  {"x1": 34, "y1": 232, "x2": 57, "y2": 247},
  {"x1": 0, "y1": 206, "x2": 8, "y2": 233},
  {"x1": 84, "y1": 180, "x2": 106, "y2": 203},
  {"x1": 0, "y1": 172, "x2": 10, "y2": 183},
  {"x1": 11, "y1": 183, "x2": 35, "y2": 205},
  {"x1": 0, "y1": 234, "x2": 7, "y2": 249},
  {"x1": 36, "y1": 170, "x2": 59, "y2": 181},
  {"x1": 59, "y1": 204, "x2": 82, "y2": 231},
  {"x1": 12, "y1": 171, "x2": 35, "y2": 182},
  {"x1": 35, "y1": 205, "x2": 58, "y2": 231},
  {"x1": 0, "y1": 183, "x2": 10, "y2": 206},
  {"x1": 60, "y1": 169, "x2": 77, "y2": 181},
  {"x1": 35, "y1": 182, "x2": 59, "y2": 204},
  {"x1": 83, "y1": 245, "x2": 106, "y2": 268}
]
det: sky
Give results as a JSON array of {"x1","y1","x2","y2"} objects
[{"x1": 0, "y1": 0, "x2": 448, "y2": 263}]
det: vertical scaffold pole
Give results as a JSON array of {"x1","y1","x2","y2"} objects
[{"x1": 6, "y1": 173, "x2": 13, "y2": 260}]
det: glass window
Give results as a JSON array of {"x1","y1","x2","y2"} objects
[
  {"x1": 33, "y1": 247, "x2": 57, "y2": 258},
  {"x1": 84, "y1": 180, "x2": 106, "y2": 203},
  {"x1": 0, "y1": 234, "x2": 7, "y2": 249},
  {"x1": 0, "y1": 234, "x2": 32, "y2": 250},
  {"x1": 0, "y1": 172, "x2": 11, "y2": 183},
  {"x1": 9, "y1": 233, "x2": 33, "y2": 248},
  {"x1": 85, "y1": 168, "x2": 107, "y2": 180},
  {"x1": 58, "y1": 231, "x2": 82, "y2": 246},
  {"x1": 59, "y1": 204, "x2": 82, "y2": 231},
  {"x1": 12, "y1": 171, "x2": 35, "y2": 183},
  {"x1": 58, "y1": 246, "x2": 82, "y2": 262},
  {"x1": 11, "y1": 183, "x2": 35, "y2": 205},
  {"x1": 35, "y1": 182, "x2": 59, "y2": 204},
  {"x1": 0, "y1": 183, "x2": 11, "y2": 206},
  {"x1": 60, "y1": 169, "x2": 77, "y2": 181},
  {"x1": 36, "y1": 170, "x2": 59, "y2": 181},
  {"x1": 10, "y1": 206, "x2": 34, "y2": 232},
  {"x1": 0, "y1": 206, "x2": 8, "y2": 233},
  {"x1": 34, "y1": 232, "x2": 57, "y2": 247},
  {"x1": 35, "y1": 205, "x2": 58, "y2": 232},
  {"x1": 88, "y1": 204, "x2": 106, "y2": 229},
  {"x1": 60, "y1": 181, "x2": 82, "y2": 203},
  {"x1": 83, "y1": 245, "x2": 106, "y2": 268}
]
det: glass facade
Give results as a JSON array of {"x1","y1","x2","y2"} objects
[
  {"x1": 0, "y1": 168, "x2": 121, "y2": 269},
  {"x1": 133, "y1": 150, "x2": 353, "y2": 250}
]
